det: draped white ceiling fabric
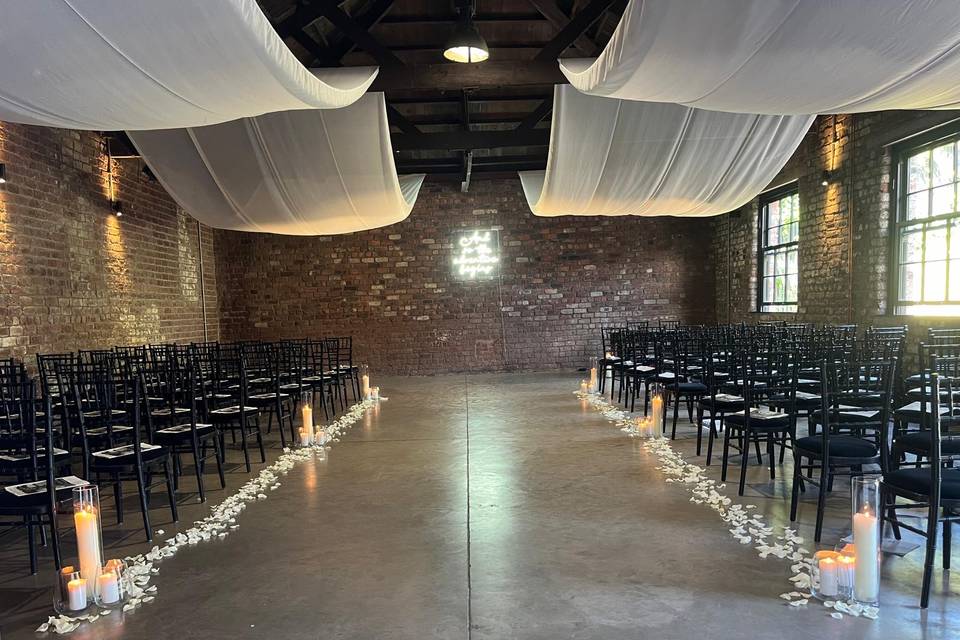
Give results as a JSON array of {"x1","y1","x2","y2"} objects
[
  {"x1": 129, "y1": 94, "x2": 425, "y2": 236},
  {"x1": 0, "y1": 0, "x2": 377, "y2": 130},
  {"x1": 519, "y1": 86, "x2": 814, "y2": 217},
  {"x1": 560, "y1": 0, "x2": 960, "y2": 114}
]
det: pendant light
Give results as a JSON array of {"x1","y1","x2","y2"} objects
[{"x1": 443, "y1": 1, "x2": 488, "y2": 63}]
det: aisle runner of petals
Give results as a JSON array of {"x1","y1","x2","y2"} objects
[
  {"x1": 37, "y1": 398, "x2": 377, "y2": 635},
  {"x1": 577, "y1": 389, "x2": 879, "y2": 622}
]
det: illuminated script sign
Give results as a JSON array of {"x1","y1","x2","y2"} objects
[{"x1": 452, "y1": 229, "x2": 500, "y2": 280}]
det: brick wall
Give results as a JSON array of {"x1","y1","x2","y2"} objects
[
  {"x1": 0, "y1": 121, "x2": 218, "y2": 367},
  {"x1": 711, "y1": 110, "x2": 960, "y2": 364},
  {"x1": 214, "y1": 177, "x2": 715, "y2": 374}
]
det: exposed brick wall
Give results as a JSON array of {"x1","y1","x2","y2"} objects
[
  {"x1": 214, "y1": 177, "x2": 715, "y2": 374},
  {"x1": 711, "y1": 110, "x2": 960, "y2": 365},
  {"x1": 0, "y1": 121, "x2": 218, "y2": 367}
]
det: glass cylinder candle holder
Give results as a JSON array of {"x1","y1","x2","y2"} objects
[
  {"x1": 54, "y1": 568, "x2": 91, "y2": 614},
  {"x1": 299, "y1": 391, "x2": 314, "y2": 446},
  {"x1": 359, "y1": 364, "x2": 371, "y2": 400},
  {"x1": 54, "y1": 565, "x2": 86, "y2": 614},
  {"x1": 96, "y1": 558, "x2": 128, "y2": 608},
  {"x1": 810, "y1": 550, "x2": 841, "y2": 600},
  {"x1": 589, "y1": 360, "x2": 599, "y2": 392},
  {"x1": 72, "y1": 485, "x2": 103, "y2": 604},
  {"x1": 579, "y1": 379, "x2": 589, "y2": 395},
  {"x1": 650, "y1": 382, "x2": 665, "y2": 436},
  {"x1": 851, "y1": 477, "x2": 881, "y2": 605}
]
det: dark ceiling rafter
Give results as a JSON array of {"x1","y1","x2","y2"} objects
[
  {"x1": 534, "y1": 0, "x2": 625, "y2": 62},
  {"x1": 391, "y1": 129, "x2": 550, "y2": 151},
  {"x1": 515, "y1": 98, "x2": 553, "y2": 130},
  {"x1": 277, "y1": 0, "x2": 398, "y2": 66},
  {"x1": 526, "y1": 0, "x2": 598, "y2": 55},
  {"x1": 369, "y1": 60, "x2": 565, "y2": 91}
]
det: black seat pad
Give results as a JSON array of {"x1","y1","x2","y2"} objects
[
  {"x1": 677, "y1": 382, "x2": 708, "y2": 393},
  {"x1": 896, "y1": 431, "x2": 960, "y2": 455},
  {"x1": 885, "y1": 468, "x2": 960, "y2": 500},
  {"x1": 796, "y1": 435, "x2": 877, "y2": 458}
]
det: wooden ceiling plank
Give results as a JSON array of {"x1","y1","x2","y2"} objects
[
  {"x1": 534, "y1": 0, "x2": 625, "y2": 62},
  {"x1": 392, "y1": 129, "x2": 550, "y2": 151},
  {"x1": 370, "y1": 61, "x2": 566, "y2": 91},
  {"x1": 526, "y1": 0, "x2": 598, "y2": 56},
  {"x1": 515, "y1": 99, "x2": 553, "y2": 130}
]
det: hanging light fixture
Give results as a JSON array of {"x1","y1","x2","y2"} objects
[{"x1": 443, "y1": 0, "x2": 488, "y2": 63}]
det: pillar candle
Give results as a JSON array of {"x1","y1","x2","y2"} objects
[
  {"x1": 298, "y1": 427, "x2": 313, "y2": 447},
  {"x1": 838, "y1": 555, "x2": 856, "y2": 596},
  {"x1": 315, "y1": 426, "x2": 326, "y2": 445},
  {"x1": 372, "y1": 386, "x2": 380, "y2": 400},
  {"x1": 98, "y1": 571, "x2": 120, "y2": 604},
  {"x1": 74, "y1": 507, "x2": 102, "y2": 598},
  {"x1": 853, "y1": 509, "x2": 880, "y2": 602},
  {"x1": 67, "y1": 578, "x2": 87, "y2": 611},
  {"x1": 301, "y1": 403, "x2": 313, "y2": 432},
  {"x1": 818, "y1": 557, "x2": 839, "y2": 597},
  {"x1": 361, "y1": 374, "x2": 370, "y2": 399},
  {"x1": 580, "y1": 380, "x2": 589, "y2": 394},
  {"x1": 589, "y1": 367, "x2": 598, "y2": 391},
  {"x1": 651, "y1": 394, "x2": 664, "y2": 435}
]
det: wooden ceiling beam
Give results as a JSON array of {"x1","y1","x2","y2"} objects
[
  {"x1": 370, "y1": 61, "x2": 566, "y2": 91},
  {"x1": 392, "y1": 129, "x2": 550, "y2": 151},
  {"x1": 322, "y1": 4, "x2": 404, "y2": 68},
  {"x1": 534, "y1": 0, "x2": 626, "y2": 62},
  {"x1": 516, "y1": 99, "x2": 553, "y2": 131},
  {"x1": 385, "y1": 104, "x2": 421, "y2": 135},
  {"x1": 526, "y1": 0, "x2": 598, "y2": 56}
]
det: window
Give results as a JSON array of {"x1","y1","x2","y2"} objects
[
  {"x1": 895, "y1": 132, "x2": 960, "y2": 316},
  {"x1": 757, "y1": 184, "x2": 799, "y2": 312}
]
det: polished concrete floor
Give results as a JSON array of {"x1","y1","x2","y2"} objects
[{"x1": 1, "y1": 372, "x2": 957, "y2": 639}]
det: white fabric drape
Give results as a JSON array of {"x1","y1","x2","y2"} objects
[
  {"x1": 0, "y1": 0, "x2": 377, "y2": 130},
  {"x1": 519, "y1": 86, "x2": 813, "y2": 217},
  {"x1": 129, "y1": 94, "x2": 424, "y2": 236},
  {"x1": 561, "y1": 0, "x2": 960, "y2": 114}
]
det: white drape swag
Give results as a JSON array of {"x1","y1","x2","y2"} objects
[
  {"x1": 0, "y1": 0, "x2": 377, "y2": 130},
  {"x1": 129, "y1": 94, "x2": 425, "y2": 236},
  {"x1": 519, "y1": 86, "x2": 813, "y2": 217},
  {"x1": 561, "y1": 0, "x2": 960, "y2": 114}
]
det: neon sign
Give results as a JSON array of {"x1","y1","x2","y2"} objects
[{"x1": 453, "y1": 229, "x2": 500, "y2": 280}]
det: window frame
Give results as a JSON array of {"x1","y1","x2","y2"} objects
[
  {"x1": 756, "y1": 182, "x2": 800, "y2": 313},
  {"x1": 891, "y1": 126, "x2": 960, "y2": 316}
]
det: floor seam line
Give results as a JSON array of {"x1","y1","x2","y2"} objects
[{"x1": 465, "y1": 373, "x2": 472, "y2": 640}]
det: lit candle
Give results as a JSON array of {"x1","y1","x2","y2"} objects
[
  {"x1": 298, "y1": 427, "x2": 313, "y2": 447},
  {"x1": 315, "y1": 426, "x2": 326, "y2": 445},
  {"x1": 589, "y1": 367, "x2": 598, "y2": 391},
  {"x1": 580, "y1": 380, "x2": 589, "y2": 394},
  {"x1": 818, "y1": 556, "x2": 839, "y2": 597},
  {"x1": 67, "y1": 578, "x2": 87, "y2": 611},
  {"x1": 98, "y1": 570, "x2": 120, "y2": 604},
  {"x1": 362, "y1": 374, "x2": 370, "y2": 399},
  {"x1": 371, "y1": 386, "x2": 380, "y2": 400},
  {"x1": 300, "y1": 403, "x2": 313, "y2": 434},
  {"x1": 651, "y1": 394, "x2": 664, "y2": 435},
  {"x1": 853, "y1": 508, "x2": 880, "y2": 602},
  {"x1": 74, "y1": 506, "x2": 102, "y2": 598}
]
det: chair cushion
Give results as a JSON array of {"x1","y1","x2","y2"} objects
[
  {"x1": 896, "y1": 431, "x2": 960, "y2": 455},
  {"x1": 811, "y1": 407, "x2": 881, "y2": 423},
  {"x1": 248, "y1": 392, "x2": 289, "y2": 400},
  {"x1": 151, "y1": 407, "x2": 190, "y2": 417},
  {"x1": 795, "y1": 435, "x2": 878, "y2": 458},
  {"x1": 677, "y1": 382, "x2": 708, "y2": 393},
  {"x1": 884, "y1": 468, "x2": 960, "y2": 500}
]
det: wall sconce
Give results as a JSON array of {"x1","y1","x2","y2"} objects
[
  {"x1": 112, "y1": 200, "x2": 123, "y2": 217},
  {"x1": 0, "y1": 163, "x2": 7, "y2": 184},
  {"x1": 821, "y1": 170, "x2": 831, "y2": 187}
]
